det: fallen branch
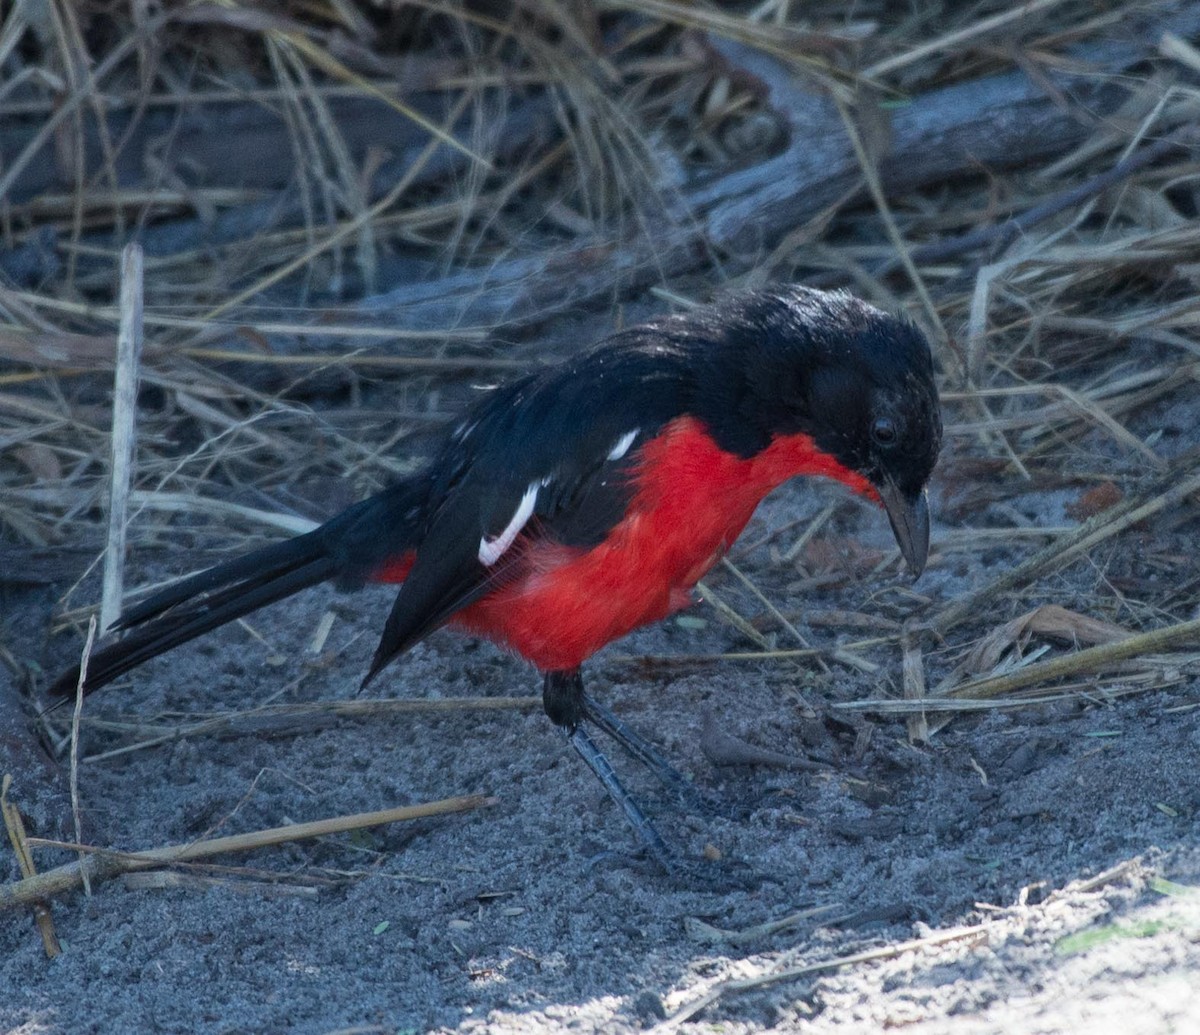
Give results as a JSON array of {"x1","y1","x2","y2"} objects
[
  {"x1": 353, "y1": 5, "x2": 1200, "y2": 341},
  {"x1": 695, "y1": 13, "x2": 1196, "y2": 256}
]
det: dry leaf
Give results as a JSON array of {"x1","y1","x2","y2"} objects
[
  {"x1": 1067, "y1": 481, "x2": 1124, "y2": 520},
  {"x1": 967, "y1": 604, "x2": 1131, "y2": 674}
]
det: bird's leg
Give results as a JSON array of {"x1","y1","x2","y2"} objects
[
  {"x1": 579, "y1": 693, "x2": 718, "y2": 814},
  {"x1": 543, "y1": 669, "x2": 709, "y2": 808},
  {"x1": 567, "y1": 723, "x2": 679, "y2": 872},
  {"x1": 543, "y1": 668, "x2": 677, "y2": 874},
  {"x1": 544, "y1": 669, "x2": 759, "y2": 887}
]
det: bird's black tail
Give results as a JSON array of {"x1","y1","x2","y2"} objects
[{"x1": 48, "y1": 479, "x2": 426, "y2": 698}]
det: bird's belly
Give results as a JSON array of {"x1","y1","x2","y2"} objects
[
  {"x1": 452, "y1": 502, "x2": 757, "y2": 672},
  {"x1": 369, "y1": 421, "x2": 876, "y2": 674},
  {"x1": 451, "y1": 418, "x2": 876, "y2": 671}
]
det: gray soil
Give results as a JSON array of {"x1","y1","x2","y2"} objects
[{"x1": 2, "y1": 333, "x2": 1199, "y2": 1035}]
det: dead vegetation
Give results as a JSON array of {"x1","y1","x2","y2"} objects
[{"x1": 2, "y1": 0, "x2": 1200, "y2": 940}]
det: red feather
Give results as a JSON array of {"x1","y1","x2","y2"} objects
[{"x1": 392, "y1": 416, "x2": 877, "y2": 670}]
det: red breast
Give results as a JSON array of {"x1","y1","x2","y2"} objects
[{"x1": 447, "y1": 416, "x2": 871, "y2": 670}]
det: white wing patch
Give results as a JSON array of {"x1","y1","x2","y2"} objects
[
  {"x1": 475, "y1": 433, "x2": 632, "y2": 568},
  {"x1": 607, "y1": 429, "x2": 639, "y2": 462},
  {"x1": 478, "y1": 482, "x2": 540, "y2": 566}
]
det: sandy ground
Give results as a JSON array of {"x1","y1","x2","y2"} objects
[{"x1": 3, "y1": 337, "x2": 1199, "y2": 1035}]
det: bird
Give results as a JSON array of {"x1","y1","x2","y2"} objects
[{"x1": 50, "y1": 285, "x2": 942, "y2": 875}]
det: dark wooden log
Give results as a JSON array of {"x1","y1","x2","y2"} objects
[{"x1": 355, "y1": 3, "x2": 1198, "y2": 338}]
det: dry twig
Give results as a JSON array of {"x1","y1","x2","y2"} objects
[{"x1": 0, "y1": 795, "x2": 495, "y2": 912}]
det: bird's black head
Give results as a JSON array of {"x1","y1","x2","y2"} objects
[{"x1": 693, "y1": 286, "x2": 942, "y2": 576}]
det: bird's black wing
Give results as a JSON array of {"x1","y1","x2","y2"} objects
[
  {"x1": 360, "y1": 429, "x2": 647, "y2": 685},
  {"x1": 361, "y1": 341, "x2": 694, "y2": 683}
]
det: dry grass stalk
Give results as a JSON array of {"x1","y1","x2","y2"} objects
[
  {"x1": 100, "y1": 243, "x2": 144, "y2": 633},
  {"x1": 931, "y1": 456, "x2": 1200, "y2": 636},
  {"x1": 685, "y1": 903, "x2": 840, "y2": 946},
  {"x1": 1, "y1": 775, "x2": 61, "y2": 957},
  {"x1": 836, "y1": 664, "x2": 1200, "y2": 715},
  {"x1": 836, "y1": 621, "x2": 1200, "y2": 715},
  {"x1": 946, "y1": 616, "x2": 1200, "y2": 702},
  {"x1": 121, "y1": 870, "x2": 320, "y2": 899},
  {"x1": 964, "y1": 604, "x2": 1131, "y2": 675},
  {"x1": 861, "y1": 0, "x2": 1074, "y2": 78},
  {"x1": 74, "y1": 695, "x2": 544, "y2": 763},
  {"x1": 719, "y1": 557, "x2": 833, "y2": 674},
  {"x1": 695, "y1": 578, "x2": 775, "y2": 652},
  {"x1": 901, "y1": 623, "x2": 930, "y2": 744},
  {"x1": 657, "y1": 922, "x2": 993, "y2": 1031},
  {"x1": 663, "y1": 857, "x2": 1147, "y2": 1028},
  {"x1": 69, "y1": 615, "x2": 96, "y2": 896},
  {"x1": 0, "y1": 795, "x2": 495, "y2": 913}
]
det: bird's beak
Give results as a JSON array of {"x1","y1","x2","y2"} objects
[{"x1": 876, "y1": 480, "x2": 930, "y2": 578}]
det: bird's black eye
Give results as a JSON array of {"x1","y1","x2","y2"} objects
[{"x1": 871, "y1": 417, "x2": 898, "y2": 447}]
